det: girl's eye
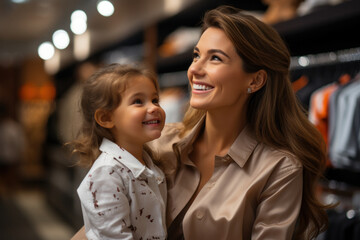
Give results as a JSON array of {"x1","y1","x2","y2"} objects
[
  {"x1": 133, "y1": 99, "x2": 143, "y2": 105},
  {"x1": 152, "y1": 98, "x2": 160, "y2": 105}
]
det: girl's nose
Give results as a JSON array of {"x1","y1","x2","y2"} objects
[{"x1": 147, "y1": 103, "x2": 160, "y2": 114}]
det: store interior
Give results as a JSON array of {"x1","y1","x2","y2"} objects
[{"x1": 0, "y1": 0, "x2": 360, "y2": 239}]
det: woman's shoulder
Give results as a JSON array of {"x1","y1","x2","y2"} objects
[
  {"x1": 234, "y1": 126, "x2": 302, "y2": 171},
  {"x1": 163, "y1": 122, "x2": 184, "y2": 135},
  {"x1": 149, "y1": 122, "x2": 183, "y2": 147},
  {"x1": 256, "y1": 142, "x2": 303, "y2": 170}
]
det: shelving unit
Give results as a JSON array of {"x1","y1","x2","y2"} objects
[{"x1": 273, "y1": 0, "x2": 360, "y2": 56}]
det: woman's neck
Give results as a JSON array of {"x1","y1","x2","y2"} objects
[{"x1": 202, "y1": 107, "x2": 247, "y2": 156}]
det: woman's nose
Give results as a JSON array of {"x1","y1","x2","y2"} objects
[{"x1": 188, "y1": 59, "x2": 204, "y2": 76}]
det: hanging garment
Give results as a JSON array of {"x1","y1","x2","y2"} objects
[
  {"x1": 328, "y1": 74, "x2": 360, "y2": 171},
  {"x1": 308, "y1": 74, "x2": 351, "y2": 166}
]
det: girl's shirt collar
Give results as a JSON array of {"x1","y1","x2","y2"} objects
[{"x1": 99, "y1": 138, "x2": 163, "y2": 183}]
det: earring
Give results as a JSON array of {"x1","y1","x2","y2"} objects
[{"x1": 247, "y1": 88, "x2": 252, "y2": 93}]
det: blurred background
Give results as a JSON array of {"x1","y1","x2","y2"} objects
[{"x1": 0, "y1": 0, "x2": 360, "y2": 239}]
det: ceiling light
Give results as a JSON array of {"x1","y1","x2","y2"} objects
[
  {"x1": 11, "y1": 0, "x2": 28, "y2": 3},
  {"x1": 298, "y1": 56, "x2": 310, "y2": 67},
  {"x1": 70, "y1": 10, "x2": 88, "y2": 35},
  {"x1": 38, "y1": 42, "x2": 55, "y2": 60},
  {"x1": 52, "y1": 30, "x2": 70, "y2": 50},
  {"x1": 71, "y1": 10, "x2": 87, "y2": 22},
  {"x1": 97, "y1": 0, "x2": 114, "y2": 17},
  {"x1": 70, "y1": 21, "x2": 87, "y2": 35}
]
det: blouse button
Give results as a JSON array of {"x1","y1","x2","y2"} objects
[{"x1": 196, "y1": 210, "x2": 204, "y2": 220}]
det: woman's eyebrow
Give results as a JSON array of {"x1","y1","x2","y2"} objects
[
  {"x1": 208, "y1": 49, "x2": 230, "y2": 59},
  {"x1": 193, "y1": 47, "x2": 230, "y2": 59}
]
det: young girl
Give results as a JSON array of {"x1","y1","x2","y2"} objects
[{"x1": 70, "y1": 63, "x2": 167, "y2": 240}]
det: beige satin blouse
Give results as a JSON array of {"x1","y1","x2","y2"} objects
[{"x1": 148, "y1": 118, "x2": 303, "y2": 240}]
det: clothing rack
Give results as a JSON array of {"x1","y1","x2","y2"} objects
[
  {"x1": 290, "y1": 47, "x2": 360, "y2": 70},
  {"x1": 319, "y1": 177, "x2": 360, "y2": 240}
]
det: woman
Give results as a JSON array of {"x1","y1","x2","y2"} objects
[{"x1": 72, "y1": 5, "x2": 328, "y2": 240}]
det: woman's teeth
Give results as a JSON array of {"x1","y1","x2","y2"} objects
[{"x1": 193, "y1": 84, "x2": 212, "y2": 90}]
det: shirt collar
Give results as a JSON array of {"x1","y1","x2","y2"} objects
[
  {"x1": 99, "y1": 138, "x2": 147, "y2": 179},
  {"x1": 176, "y1": 117, "x2": 259, "y2": 168},
  {"x1": 228, "y1": 126, "x2": 258, "y2": 167}
]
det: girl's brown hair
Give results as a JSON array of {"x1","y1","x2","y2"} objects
[
  {"x1": 68, "y1": 63, "x2": 159, "y2": 167},
  {"x1": 182, "y1": 5, "x2": 329, "y2": 240}
]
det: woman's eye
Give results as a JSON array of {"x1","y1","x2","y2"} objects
[
  {"x1": 211, "y1": 55, "x2": 222, "y2": 61},
  {"x1": 192, "y1": 52, "x2": 200, "y2": 60}
]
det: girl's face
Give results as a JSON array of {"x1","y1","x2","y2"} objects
[
  {"x1": 109, "y1": 76, "x2": 165, "y2": 149},
  {"x1": 187, "y1": 27, "x2": 256, "y2": 112}
]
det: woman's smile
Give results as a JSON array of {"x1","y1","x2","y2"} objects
[{"x1": 192, "y1": 83, "x2": 214, "y2": 92}]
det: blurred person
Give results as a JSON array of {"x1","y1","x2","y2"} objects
[
  {"x1": 0, "y1": 102, "x2": 26, "y2": 197},
  {"x1": 57, "y1": 61, "x2": 100, "y2": 144},
  {"x1": 68, "y1": 64, "x2": 167, "y2": 240}
]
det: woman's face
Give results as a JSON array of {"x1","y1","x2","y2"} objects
[{"x1": 187, "y1": 27, "x2": 255, "y2": 112}]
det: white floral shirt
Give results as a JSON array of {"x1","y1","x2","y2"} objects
[{"x1": 77, "y1": 138, "x2": 167, "y2": 240}]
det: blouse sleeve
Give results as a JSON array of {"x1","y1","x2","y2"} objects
[
  {"x1": 252, "y1": 164, "x2": 303, "y2": 240},
  {"x1": 77, "y1": 165, "x2": 134, "y2": 240}
]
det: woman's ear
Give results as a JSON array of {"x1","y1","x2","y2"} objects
[
  {"x1": 94, "y1": 109, "x2": 114, "y2": 129},
  {"x1": 249, "y1": 70, "x2": 267, "y2": 93}
]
